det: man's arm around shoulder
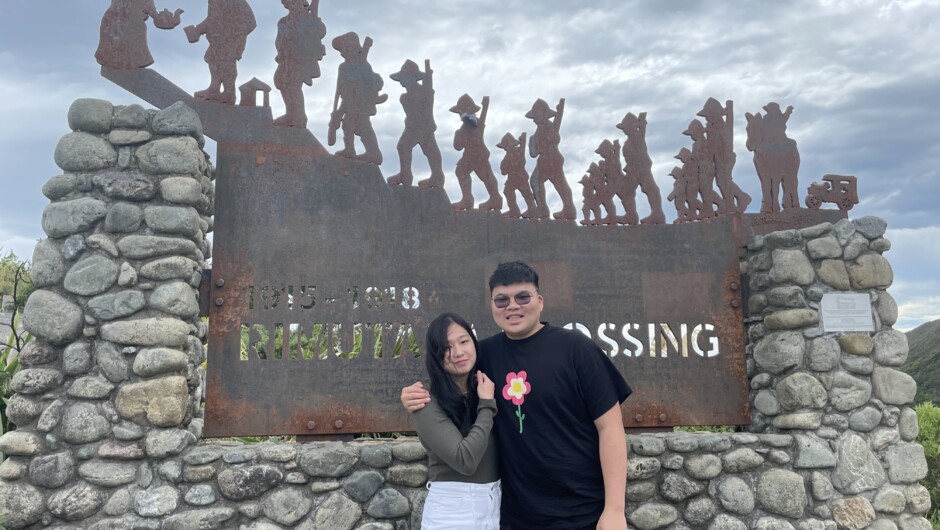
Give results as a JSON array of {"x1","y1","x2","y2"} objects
[
  {"x1": 400, "y1": 381, "x2": 430, "y2": 413},
  {"x1": 595, "y1": 403, "x2": 628, "y2": 530}
]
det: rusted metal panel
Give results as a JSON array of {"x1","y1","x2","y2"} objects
[{"x1": 201, "y1": 140, "x2": 771, "y2": 437}]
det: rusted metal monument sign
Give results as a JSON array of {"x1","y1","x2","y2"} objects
[{"x1": 96, "y1": 1, "x2": 852, "y2": 436}]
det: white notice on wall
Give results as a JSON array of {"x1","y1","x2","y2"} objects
[{"x1": 820, "y1": 293, "x2": 875, "y2": 332}]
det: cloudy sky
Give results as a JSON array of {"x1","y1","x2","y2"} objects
[{"x1": 1, "y1": 0, "x2": 937, "y2": 330}]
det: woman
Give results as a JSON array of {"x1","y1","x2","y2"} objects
[{"x1": 414, "y1": 313, "x2": 500, "y2": 529}]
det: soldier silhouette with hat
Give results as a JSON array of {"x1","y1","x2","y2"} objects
[
  {"x1": 683, "y1": 119, "x2": 722, "y2": 219},
  {"x1": 329, "y1": 32, "x2": 387, "y2": 165},
  {"x1": 616, "y1": 112, "x2": 666, "y2": 224},
  {"x1": 496, "y1": 132, "x2": 536, "y2": 218},
  {"x1": 387, "y1": 59, "x2": 445, "y2": 188},
  {"x1": 673, "y1": 146, "x2": 704, "y2": 221},
  {"x1": 272, "y1": 0, "x2": 326, "y2": 128},
  {"x1": 667, "y1": 165, "x2": 692, "y2": 223},
  {"x1": 450, "y1": 94, "x2": 502, "y2": 211},
  {"x1": 596, "y1": 139, "x2": 635, "y2": 225},
  {"x1": 526, "y1": 98, "x2": 576, "y2": 221},
  {"x1": 697, "y1": 97, "x2": 751, "y2": 214}
]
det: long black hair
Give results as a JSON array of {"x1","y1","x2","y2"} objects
[{"x1": 425, "y1": 312, "x2": 480, "y2": 436}]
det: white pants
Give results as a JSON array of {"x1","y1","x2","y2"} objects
[{"x1": 421, "y1": 480, "x2": 501, "y2": 530}]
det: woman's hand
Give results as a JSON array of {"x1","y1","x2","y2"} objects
[{"x1": 476, "y1": 371, "x2": 495, "y2": 400}]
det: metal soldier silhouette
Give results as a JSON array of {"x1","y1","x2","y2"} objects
[
  {"x1": 185, "y1": 0, "x2": 256, "y2": 105},
  {"x1": 698, "y1": 98, "x2": 751, "y2": 214},
  {"x1": 683, "y1": 119, "x2": 721, "y2": 219},
  {"x1": 272, "y1": 0, "x2": 327, "y2": 128},
  {"x1": 496, "y1": 132, "x2": 537, "y2": 218},
  {"x1": 617, "y1": 112, "x2": 666, "y2": 224},
  {"x1": 450, "y1": 94, "x2": 502, "y2": 211},
  {"x1": 596, "y1": 139, "x2": 635, "y2": 225},
  {"x1": 329, "y1": 32, "x2": 387, "y2": 165},
  {"x1": 527, "y1": 98, "x2": 576, "y2": 221},
  {"x1": 745, "y1": 102, "x2": 801, "y2": 213},
  {"x1": 388, "y1": 60, "x2": 445, "y2": 188},
  {"x1": 667, "y1": 165, "x2": 692, "y2": 223}
]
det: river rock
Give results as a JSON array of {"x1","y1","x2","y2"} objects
[
  {"x1": 137, "y1": 136, "x2": 203, "y2": 174},
  {"x1": 765, "y1": 308, "x2": 819, "y2": 330},
  {"x1": 628, "y1": 503, "x2": 680, "y2": 530},
  {"x1": 754, "y1": 331, "x2": 805, "y2": 374},
  {"x1": 105, "y1": 202, "x2": 143, "y2": 233},
  {"x1": 832, "y1": 434, "x2": 886, "y2": 494},
  {"x1": 848, "y1": 254, "x2": 893, "y2": 289},
  {"x1": 770, "y1": 249, "x2": 815, "y2": 286},
  {"x1": 300, "y1": 443, "x2": 360, "y2": 478},
  {"x1": 116, "y1": 375, "x2": 189, "y2": 427},
  {"x1": 312, "y1": 492, "x2": 361, "y2": 530},
  {"x1": 831, "y1": 496, "x2": 875, "y2": 530},
  {"x1": 0, "y1": 482, "x2": 45, "y2": 527},
  {"x1": 68, "y1": 98, "x2": 113, "y2": 133},
  {"x1": 87, "y1": 289, "x2": 146, "y2": 320},
  {"x1": 261, "y1": 487, "x2": 312, "y2": 525},
  {"x1": 218, "y1": 465, "x2": 284, "y2": 500},
  {"x1": 93, "y1": 171, "x2": 157, "y2": 201},
  {"x1": 55, "y1": 131, "x2": 117, "y2": 171},
  {"x1": 62, "y1": 402, "x2": 111, "y2": 443},
  {"x1": 48, "y1": 481, "x2": 104, "y2": 521},
  {"x1": 872, "y1": 367, "x2": 917, "y2": 405},
  {"x1": 161, "y1": 176, "x2": 203, "y2": 205},
  {"x1": 32, "y1": 238, "x2": 67, "y2": 286},
  {"x1": 148, "y1": 281, "x2": 199, "y2": 317},
  {"x1": 152, "y1": 101, "x2": 204, "y2": 139},
  {"x1": 117, "y1": 235, "x2": 199, "y2": 259},
  {"x1": 64, "y1": 254, "x2": 119, "y2": 296},
  {"x1": 816, "y1": 259, "x2": 851, "y2": 290},
  {"x1": 757, "y1": 469, "x2": 806, "y2": 518},
  {"x1": 872, "y1": 330, "x2": 908, "y2": 365},
  {"x1": 100, "y1": 317, "x2": 190, "y2": 347},
  {"x1": 776, "y1": 372, "x2": 827, "y2": 410},
  {"x1": 42, "y1": 197, "x2": 108, "y2": 239}
]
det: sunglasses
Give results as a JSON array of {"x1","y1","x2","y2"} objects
[{"x1": 492, "y1": 292, "x2": 534, "y2": 309}]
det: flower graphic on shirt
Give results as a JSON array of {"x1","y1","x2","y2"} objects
[{"x1": 502, "y1": 371, "x2": 531, "y2": 433}]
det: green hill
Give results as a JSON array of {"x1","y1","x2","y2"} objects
[{"x1": 904, "y1": 319, "x2": 940, "y2": 405}]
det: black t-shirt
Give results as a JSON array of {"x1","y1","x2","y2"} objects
[{"x1": 478, "y1": 323, "x2": 633, "y2": 529}]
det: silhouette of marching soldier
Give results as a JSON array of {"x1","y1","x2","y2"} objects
[
  {"x1": 673, "y1": 146, "x2": 704, "y2": 221},
  {"x1": 596, "y1": 139, "x2": 636, "y2": 225},
  {"x1": 579, "y1": 162, "x2": 613, "y2": 226},
  {"x1": 527, "y1": 98, "x2": 576, "y2": 221},
  {"x1": 745, "y1": 102, "x2": 800, "y2": 212},
  {"x1": 667, "y1": 165, "x2": 692, "y2": 223},
  {"x1": 96, "y1": 0, "x2": 183, "y2": 70},
  {"x1": 272, "y1": 0, "x2": 327, "y2": 128},
  {"x1": 617, "y1": 112, "x2": 666, "y2": 224},
  {"x1": 387, "y1": 59, "x2": 445, "y2": 188},
  {"x1": 496, "y1": 132, "x2": 536, "y2": 218},
  {"x1": 329, "y1": 32, "x2": 387, "y2": 165},
  {"x1": 185, "y1": 0, "x2": 256, "y2": 105},
  {"x1": 698, "y1": 97, "x2": 751, "y2": 214},
  {"x1": 450, "y1": 95, "x2": 502, "y2": 211},
  {"x1": 683, "y1": 119, "x2": 721, "y2": 219}
]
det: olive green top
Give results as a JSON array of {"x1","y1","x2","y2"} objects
[{"x1": 413, "y1": 396, "x2": 500, "y2": 483}]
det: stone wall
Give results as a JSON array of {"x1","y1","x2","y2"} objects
[
  {"x1": 0, "y1": 99, "x2": 931, "y2": 530},
  {"x1": 622, "y1": 219, "x2": 931, "y2": 530}
]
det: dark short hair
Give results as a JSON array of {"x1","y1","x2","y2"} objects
[{"x1": 488, "y1": 261, "x2": 539, "y2": 292}]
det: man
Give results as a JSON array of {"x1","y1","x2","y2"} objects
[{"x1": 402, "y1": 261, "x2": 631, "y2": 529}]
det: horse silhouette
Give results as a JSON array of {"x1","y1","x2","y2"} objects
[{"x1": 745, "y1": 111, "x2": 800, "y2": 213}]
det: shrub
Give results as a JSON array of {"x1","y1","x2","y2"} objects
[{"x1": 915, "y1": 401, "x2": 940, "y2": 526}]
